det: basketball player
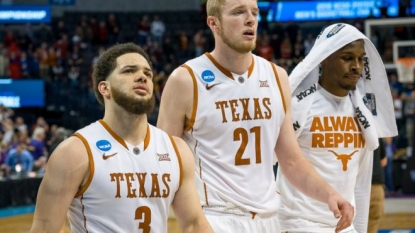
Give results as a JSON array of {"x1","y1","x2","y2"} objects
[
  {"x1": 29, "y1": 43, "x2": 213, "y2": 233},
  {"x1": 277, "y1": 23, "x2": 397, "y2": 232},
  {"x1": 157, "y1": 0, "x2": 354, "y2": 232}
]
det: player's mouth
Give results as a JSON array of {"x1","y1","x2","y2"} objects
[{"x1": 243, "y1": 30, "x2": 255, "y2": 39}]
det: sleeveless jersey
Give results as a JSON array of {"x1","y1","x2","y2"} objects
[
  {"x1": 67, "y1": 120, "x2": 182, "y2": 233},
  {"x1": 182, "y1": 53, "x2": 286, "y2": 214},
  {"x1": 276, "y1": 86, "x2": 372, "y2": 232}
]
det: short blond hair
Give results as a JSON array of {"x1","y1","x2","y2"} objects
[{"x1": 206, "y1": 0, "x2": 226, "y2": 19}]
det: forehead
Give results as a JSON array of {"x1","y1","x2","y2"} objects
[
  {"x1": 115, "y1": 53, "x2": 150, "y2": 69},
  {"x1": 222, "y1": 0, "x2": 258, "y2": 10},
  {"x1": 337, "y1": 40, "x2": 365, "y2": 54}
]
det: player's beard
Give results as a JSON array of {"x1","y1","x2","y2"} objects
[
  {"x1": 111, "y1": 86, "x2": 155, "y2": 115},
  {"x1": 219, "y1": 24, "x2": 256, "y2": 54}
]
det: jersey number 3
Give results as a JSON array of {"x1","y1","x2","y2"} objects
[
  {"x1": 234, "y1": 126, "x2": 262, "y2": 165},
  {"x1": 135, "y1": 206, "x2": 151, "y2": 233}
]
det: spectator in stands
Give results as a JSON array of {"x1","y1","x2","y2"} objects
[
  {"x1": 137, "y1": 15, "x2": 151, "y2": 46},
  {"x1": 53, "y1": 20, "x2": 69, "y2": 41},
  {"x1": 19, "y1": 51, "x2": 30, "y2": 79},
  {"x1": 14, "y1": 116, "x2": 28, "y2": 133},
  {"x1": 2, "y1": 28, "x2": 15, "y2": 47},
  {"x1": 23, "y1": 23, "x2": 36, "y2": 46},
  {"x1": 1, "y1": 118, "x2": 15, "y2": 146},
  {"x1": 98, "y1": 20, "x2": 109, "y2": 45},
  {"x1": 390, "y1": 73, "x2": 404, "y2": 94},
  {"x1": 0, "y1": 47, "x2": 9, "y2": 79},
  {"x1": 34, "y1": 24, "x2": 54, "y2": 46},
  {"x1": 8, "y1": 51, "x2": 21, "y2": 79},
  {"x1": 68, "y1": 66, "x2": 80, "y2": 88},
  {"x1": 75, "y1": 22, "x2": 93, "y2": 49},
  {"x1": 162, "y1": 36, "x2": 176, "y2": 64},
  {"x1": 177, "y1": 30, "x2": 190, "y2": 63},
  {"x1": 256, "y1": 31, "x2": 274, "y2": 61},
  {"x1": 150, "y1": 14, "x2": 165, "y2": 45},
  {"x1": 280, "y1": 32, "x2": 292, "y2": 61},
  {"x1": 27, "y1": 127, "x2": 47, "y2": 174},
  {"x1": 292, "y1": 41, "x2": 305, "y2": 66},
  {"x1": 5, "y1": 142, "x2": 33, "y2": 178},
  {"x1": 0, "y1": 142, "x2": 8, "y2": 178},
  {"x1": 46, "y1": 126, "x2": 67, "y2": 158},
  {"x1": 285, "y1": 20, "x2": 300, "y2": 46},
  {"x1": 17, "y1": 27, "x2": 33, "y2": 53},
  {"x1": 193, "y1": 29, "x2": 206, "y2": 57},
  {"x1": 53, "y1": 34, "x2": 69, "y2": 68},
  {"x1": 35, "y1": 42, "x2": 50, "y2": 80},
  {"x1": 67, "y1": 45, "x2": 84, "y2": 69},
  {"x1": 107, "y1": 13, "x2": 121, "y2": 45},
  {"x1": 303, "y1": 33, "x2": 315, "y2": 55},
  {"x1": 89, "y1": 17, "x2": 100, "y2": 45}
]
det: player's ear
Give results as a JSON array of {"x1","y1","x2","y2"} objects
[
  {"x1": 207, "y1": 16, "x2": 219, "y2": 31},
  {"x1": 98, "y1": 81, "x2": 110, "y2": 98}
]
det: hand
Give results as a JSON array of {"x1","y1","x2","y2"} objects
[{"x1": 327, "y1": 194, "x2": 354, "y2": 233}]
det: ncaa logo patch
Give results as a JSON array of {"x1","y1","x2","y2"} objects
[
  {"x1": 327, "y1": 23, "x2": 346, "y2": 38},
  {"x1": 96, "y1": 140, "x2": 112, "y2": 152},
  {"x1": 201, "y1": 70, "x2": 215, "y2": 83},
  {"x1": 363, "y1": 93, "x2": 377, "y2": 116}
]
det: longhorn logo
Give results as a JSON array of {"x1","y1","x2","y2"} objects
[{"x1": 328, "y1": 150, "x2": 358, "y2": 171}]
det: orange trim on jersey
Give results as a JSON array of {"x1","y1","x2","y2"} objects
[
  {"x1": 144, "y1": 124, "x2": 150, "y2": 150},
  {"x1": 205, "y1": 53, "x2": 255, "y2": 79},
  {"x1": 204, "y1": 183, "x2": 209, "y2": 206},
  {"x1": 247, "y1": 56, "x2": 255, "y2": 78},
  {"x1": 80, "y1": 195, "x2": 89, "y2": 232},
  {"x1": 199, "y1": 158, "x2": 209, "y2": 206},
  {"x1": 73, "y1": 133, "x2": 94, "y2": 198},
  {"x1": 169, "y1": 135, "x2": 183, "y2": 188},
  {"x1": 98, "y1": 119, "x2": 128, "y2": 149},
  {"x1": 205, "y1": 52, "x2": 233, "y2": 80},
  {"x1": 181, "y1": 64, "x2": 198, "y2": 132},
  {"x1": 270, "y1": 62, "x2": 286, "y2": 113}
]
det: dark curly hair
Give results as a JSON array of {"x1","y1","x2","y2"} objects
[{"x1": 92, "y1": 43, "x2": 152, "y2": 106}]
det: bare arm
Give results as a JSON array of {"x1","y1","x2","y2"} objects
[
  {"x1": 171, "y1": 136, "x2": 213, "y2": 233},
  {"x1": 157, "y1": 67, "x2": 194, "y2": 137},
  {"x1": 30, "y1": 136, "x2": 89, "y2": 233},
  {"x1": 273, "y1": 65, "x2": 354, "y2": 233}
]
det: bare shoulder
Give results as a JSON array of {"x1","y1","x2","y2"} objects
[
  {"x1": 166, "y1": 66, "x2": 194, "y2": 87},
  {"x1": 158, "y1": 65, "x2": 196, "y2": 135},
  {"x1": 271, "y1": 63, "x2": 289, "y2": 81},
  {"x1": 170, "y1": 136, "x2": 195, "y2": 166},
  {"x1": 270, "y1": 62, "x2": 291, "y2": 99}
]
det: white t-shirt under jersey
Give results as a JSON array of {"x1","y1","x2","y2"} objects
[{"x1": 276, "y1": 85, "x2": 373, "y2": 232}]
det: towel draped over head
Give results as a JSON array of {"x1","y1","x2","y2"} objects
[{"x1": 289, "y1": 23, "x2": 398, "y2": 151}]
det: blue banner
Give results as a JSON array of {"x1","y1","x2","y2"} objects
[
  {"x1": 259, "y1": 0, "x2": 399, "y2": 22},
  {"x1": 0, "y1": 5, "x2": 51, "y2": 24},
  {"x1": 49, "y1": 0, "x2": 76, "y2": 6},
  {"x1": 0, "y1": 79, "x2": 44, "y2": 108}
]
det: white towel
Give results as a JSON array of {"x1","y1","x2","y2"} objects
[{"x1": 290, "y1": 23, "x2": 398, "y2": 151}]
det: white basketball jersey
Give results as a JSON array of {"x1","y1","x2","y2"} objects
[
  {"x1": 276, "y1": 86, "x2": 372, "y2": 231},
  {"x1": 67, "y1": 120, "x2": 181, "y2": 233},
  {"x1": 182, "y1": 53, "x2": 286, "y2": 214}
]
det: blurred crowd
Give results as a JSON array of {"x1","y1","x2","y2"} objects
[
  {"x1": 0, "y1": 11, "x2": 414, "y2": 186},
  {"x1": 0, "y1": 107, "x2": 72, "y2": 179}
]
